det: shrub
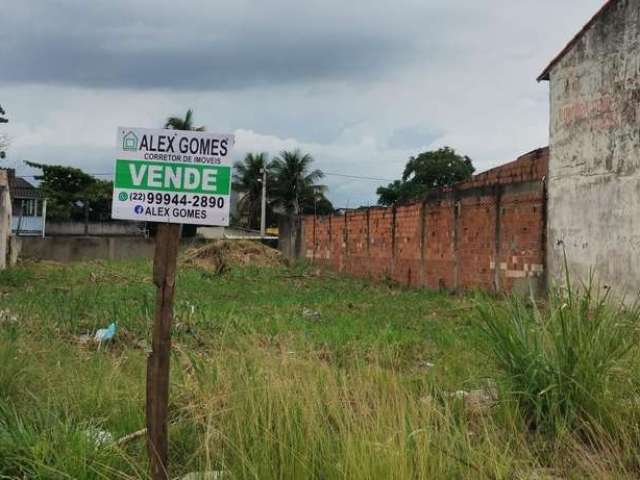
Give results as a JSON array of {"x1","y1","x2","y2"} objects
[
  {"x1": 0, "y1": 268, "x2": 34, "y2": 288},
  {"x1": 477, "y1": 267, "x2": 640, "y2": 436}
]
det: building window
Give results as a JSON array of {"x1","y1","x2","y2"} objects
[{"x1": 12, "y1": 198, "x2": 41, "y2": 217}]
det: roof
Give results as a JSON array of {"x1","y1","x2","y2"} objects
[
  {"x1": 4, "y1": 169, "x2": 42, "y2": 199},
  {"x1": 538, "y1": 0, "x2": 617, "y2": 81}
]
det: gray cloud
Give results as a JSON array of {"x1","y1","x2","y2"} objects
[
  {"x1": 388, "y1": 126, "x2": 443, "y2": 150},
  {"x1": 2, "y1": 0, "x2": 606, "y2": 208},
  {"x1": 1, "y1": 0, "x2": 444, "y2": 90}
]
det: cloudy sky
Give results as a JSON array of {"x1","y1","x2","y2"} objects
[{"x1": 2, "y1": 0, "x2": 602, "y2": 208}]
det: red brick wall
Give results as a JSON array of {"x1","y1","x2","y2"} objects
[
  {"x1": 302, "y1": 147, "x2": 549, "y2": 293},
  {"x1": 368, "y1": 208, "x2": 393, "y2": 279},
  {"x1": 423, "y1": 199, "x2": 456, "y2": 289}
]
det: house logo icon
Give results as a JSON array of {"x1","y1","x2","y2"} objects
[{"x1": 122, "y1": 131, "x2": 139, "y2": 151}]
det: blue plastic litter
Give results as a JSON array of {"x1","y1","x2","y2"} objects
[{"x1": 94, "y1": 322, "x2": 117, "y2": 343}]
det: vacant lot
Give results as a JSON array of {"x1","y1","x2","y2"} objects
[{"x1": 0, "y1": 249, "x2": 638, "y2": 479}]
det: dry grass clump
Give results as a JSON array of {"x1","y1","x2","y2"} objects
[{"x1": 183, "y1": 240, "x2": 285, "y2": 273}]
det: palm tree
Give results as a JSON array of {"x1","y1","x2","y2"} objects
[
  {"x1": 233, "y1": 152, "x2": 268, "y2": 230},
  {"x1": 270, "y1": 149, "x2": 325, "y2": 216},
  {"x1": 164, "y1": 109, "x2": 205, "y2": 131}
]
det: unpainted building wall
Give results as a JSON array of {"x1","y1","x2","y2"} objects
[
  {"x1": 301, "y1": 149, "x2": 548, "y2": 293},
  {"x1": 547, "y1": 0, "x2": 640, "y2": 295}
]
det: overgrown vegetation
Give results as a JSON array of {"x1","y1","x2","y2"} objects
[
  {"x1": 0, "y1": 254, "x2": 639, "y2": 479},
  {"x1": 25, "y1": 161, "x2": 113, "y2": 222},
  {"x1": 376, "y1": 147, "x2": 475, "y2": 206},
  {"x1": 477, "y1": 275, "x2": 639, "y2": 437}
]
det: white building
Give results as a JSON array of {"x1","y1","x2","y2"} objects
[{"x1": 7, "y1": 170, "x2": 46, "y2": 237}]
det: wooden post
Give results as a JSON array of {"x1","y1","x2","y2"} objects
[{"x1": 146, "y1": 222, "x2": 181, "y2": 480}]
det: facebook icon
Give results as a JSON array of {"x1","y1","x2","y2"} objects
[{"x1": 134, "y1": 205, "x2": 144, "y2": 214}]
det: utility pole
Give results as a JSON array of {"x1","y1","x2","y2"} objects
[{"x1": 260, "y1": 167, "x2": 267, "y2": 237}]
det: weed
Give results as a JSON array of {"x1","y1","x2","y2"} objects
[
  {"x1": 0, "y1": 268, "x2": 33, "y2": 288},
  {"x1": 477, "y1": 267, "x2": 640, "y2": 438},
  {"x1": 0, "y1": 255, "x2": 637, "y2": 478}
]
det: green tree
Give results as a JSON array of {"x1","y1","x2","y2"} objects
[
  {"x1": 270, "y1": 149, "x2": 326, "y2": 216},
  {"x1": 233, "y1": 152, "x2": 269, "y2": 230},
  {"x1": 377, "y1": 147, "x2": 474, "y2": 206},
  {"x1": 376, "y1": 180, "x2": 404, "y2": 206},
  {"x1": 300, "y1": 189, "x2": 334, "y2": 215},
  {"x1": 25, "y1": 162, "x2": 112, "y2": 221},
  {"x1": 402, "y1": 146, "x2": 474, "y2": 187},
  {"x1": 84, "y1": 179, "x2": 115, "y2": 221},
  {"x1": 376, "y1": 180, "x2": 429, "y2": 207}
]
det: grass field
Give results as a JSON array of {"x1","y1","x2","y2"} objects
[{"x1": 0, "y1": 250, "x2": 639, "y2": 479}]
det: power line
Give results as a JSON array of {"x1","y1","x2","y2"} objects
[
  {"x1": 323, "y1": 172, "x2": 394, "y2": 182},
  {"x1": 17, "y1": 172, "x2": 113, "y2": 178},
  {"x1": 17, "y1": 171, "x2": 395, "y2": 183}
]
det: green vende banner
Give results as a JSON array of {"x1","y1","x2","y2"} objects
[{"x1": 115, "y1": 159, "x2": 230, "y2": 195}]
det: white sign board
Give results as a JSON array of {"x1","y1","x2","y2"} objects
[{"x1": 111, "y1": 127, "x2": 235, "y2": 226}]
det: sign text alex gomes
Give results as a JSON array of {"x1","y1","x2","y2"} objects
[
  {"x1": 111, "y1": 127, "x2": 235, "y2": 226},
  {"x1": 137, "y1": 134, "x2": 230, "y2": 162}
]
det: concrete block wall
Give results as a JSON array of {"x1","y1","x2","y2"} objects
[{"x1": 302, "y1": 147, "x2": 548, "y2": 293}]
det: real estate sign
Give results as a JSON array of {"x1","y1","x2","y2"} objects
[{"x1": 111, "y1": 127, "x2": 235, "y2": 226}]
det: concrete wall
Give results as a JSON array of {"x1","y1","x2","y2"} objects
[
  {"x1": 198, "y1": 226, "x2": 270, "y2": 240},
  {"x1": 0, "y1": 170, "x2": 11, "y2": 269},
  {"x1": 547, "y1": 0, "x2": 640, "y2": 295},
  {"x1": 18, "y1": 236, "x2": 155, "y2": 263},
  {"x1": 298, "y1": 148, "x2": 548, "y2": 294},
  {"x1": 45, "y1": 221, "x2": 145, "y2": 237}
]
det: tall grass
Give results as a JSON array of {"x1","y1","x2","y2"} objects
[
  {"x1": 0, "y1": 259, "x2": 504, "y2": 479},
  {"x1": 3, "y1": 257, "x2": 640, "y2": 478},
  {"x1": 175, "y1": 340, "x2": 520, "y2": 480},
  {"x1": 477, "y1": 267, "x2": 640, "y2": 437},
  {"x1": 0, "y1": 335, "x2": 524, "y2": 479}
]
